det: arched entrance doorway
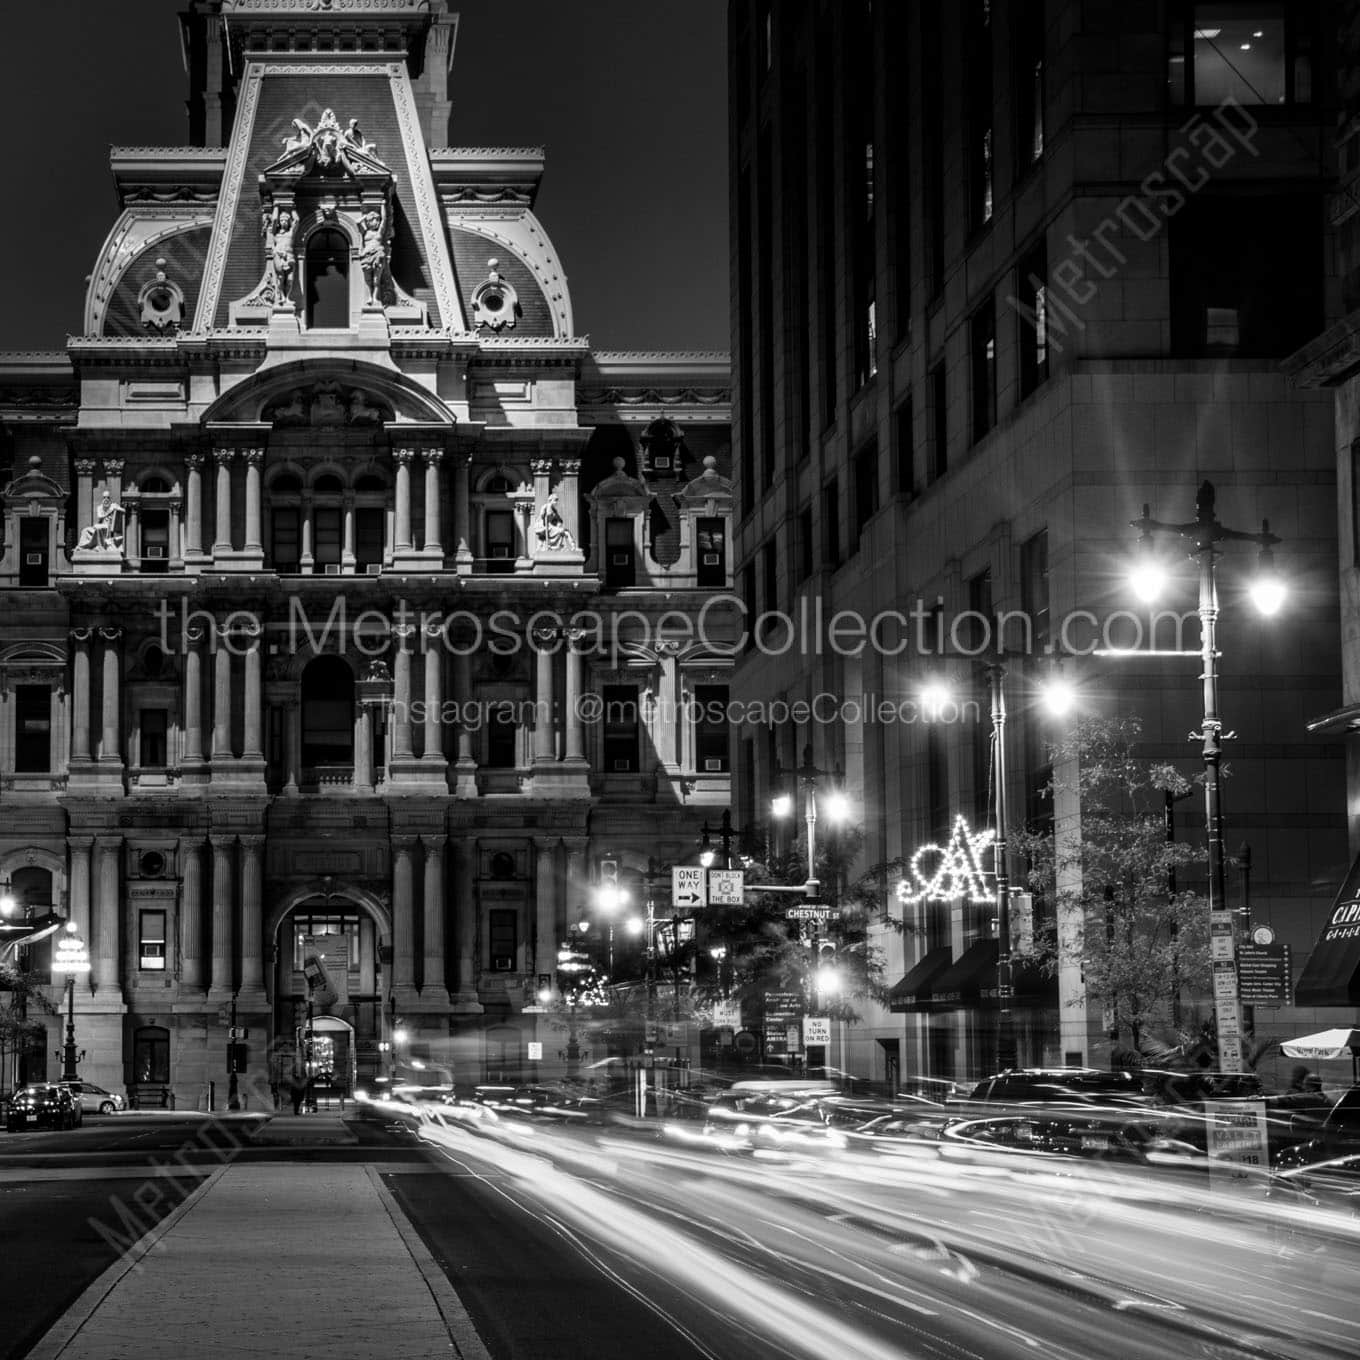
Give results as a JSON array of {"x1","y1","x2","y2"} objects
[{"x1": 271, "y1": 886, "x2": 388, "y2": 1090}]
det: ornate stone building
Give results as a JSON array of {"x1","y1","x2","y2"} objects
[{"x1": 0, "y1": 0, "x2": 733, "y2": 1104}]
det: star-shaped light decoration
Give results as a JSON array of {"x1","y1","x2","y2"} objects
[{"x1": 896, "y1": 815, "x2": 996, "y2": 905}]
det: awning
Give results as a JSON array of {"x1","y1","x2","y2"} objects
[
  {"x1": 1295, "y1": 852, "x2": 1360, "y2": 1007},
  {"x1": 930, "y1": 939, "x2": 999, "y2": 1006},
  {"x1": 888, "y1": 946, "x2": 953, "y2": 1013},
  {"x1": 1281, "y1": 1028, "x2": 1360, "y2": 1060}
]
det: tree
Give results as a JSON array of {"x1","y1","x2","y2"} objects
[
  {"x1": 1010, "y1": 715, "x2": 1211, "y2": 1059},
  {"x1": 0, "y1": 963, "x2": 57, "y2": 1094}
]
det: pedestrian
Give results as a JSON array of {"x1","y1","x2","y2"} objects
[
  {"x1": 289, "y1": 1071, "x2": 306, "y2": 1116},
  {"x1": 1288, "y1": 1064, "x2": 1312, "y2": 1092}
]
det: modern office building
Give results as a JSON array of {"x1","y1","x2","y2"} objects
[
  {"x1": 0, "y1": 0, "x2": 733, "y2": 1105},
  {"x1": 730, "y1": 0, "x2": 1347, "y2": 1086}
]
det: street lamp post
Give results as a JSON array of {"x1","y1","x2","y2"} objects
[
  {"x1": 52, "y1": 926, "x2": 90, "y2": 1082},
  {"x1": 1131, "y1": 479, "x2": 1283, "y2": 1075},
  {"x1": 986, "y1": 664, "x2": 1019, "y2": 1072}
]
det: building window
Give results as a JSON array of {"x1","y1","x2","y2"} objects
[
  {"x1": 926, "y1": 722, "x2": 950, "y2": 844},
  {"x1": 696, "y1": 516, "x2": 726, "y2": 588},
  {"x1": 922, "y1": 0, "x2": 945, "y2": 295},
  {"x1": 966, "y1": 1, "x2": 994, "y2": 229},
  {"x1": 742, "y1": 562, "x2": 758, "y2": 653},
  {"x1": 694, "y1": 684, "x2": 730, "y2": 772},
  {"x1": 271, "y1": 505, "x2": 300, "y2": 573},
  {"x1": 798, "y1": 504, "x2": 815, "y2": 581},
  {"x1": 14, "y1": 685, "x2": 51, "y2": 773},
  {"x1": 738, "y1": 167, "x2": 756, "y2": 518},
  {"x1": 18, "y1": 519, "x2": 49, "y2": 588},
  {"x1": 848, "y1": 1, "x2": 877, "y2": 389},
  {"x1": 355, "y1": 507, "x2": 384, "y2": 570},
  {"x1": 929, "y1": 363, "x2": 948, "y2": 483},
  {"x1": 140, "y1": 509, "x2": 170, "y2": 572},
  {"x1": 1014, "y1": 0, "x2": 1045, "y2": 166},
  {"x1": 816, "y1": 7, "x2": 839, "y2": 424},
  {"x1": 139, "y1": 910, "x2": 167, "y2": 971},
  {"x1": 1170, "y1": 195, "x2": 1322, "y2": 357},
  {"x1": 823, "y1": 477, "x2": 841, "y2": 567},
  {"x1": 853, "y1": 438, "x2": 879, "y2": 544},
  {"x1": 305, "y1": 228, "x2": 350, "y2": 329},
  {"x1": 602, "y1": 685, "x2": 639, "y2": 772},
  {"x1": 1169, "y1": 4, "x2": 1311, "y2": 107},
  {"x1": 889, "y1": 0, "x2": 912, "y2": 343},
  {"x1": 894, "y1": 398, "x2": 915, "y2": 496},
  {"x1": 1021, "y1": 529, "x2": 1051, "y2": 650},
  {"x1": 140, "y1": 708, "x2": 168, "y2": 769},
  {"x1": 486, "y1": 709, "x2": 518, "y2": 768},
  {"x1": 313, "y1": 507, "x2": 342, "y2": 569},
  {"x1": 758, "y1": 126, "x2": 776, "y2": 490},
  {"x1": 1016, "y1": 241, "x2": 1049, "y2": 400},
  {"x1": 604, "y1": 518, "x2": 636, "y2": 588},
  {"x1": 300, "y1": 656, "x2": 354, "y2": 767},
  {"x1": 971, "y1": 300, "x2": 997, "y2": 443},
  {"x1": 489, "y1": 909, "x2": 518, "y2": 972}
]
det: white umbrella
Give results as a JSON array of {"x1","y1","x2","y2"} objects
[{"x1": 1281, "y1": 1028, "x2": 1360, "y2": 1060}]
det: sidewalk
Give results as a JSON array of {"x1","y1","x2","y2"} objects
[{"x1": 27, "y1": 1162, "x2": 490, "y2": 1360}]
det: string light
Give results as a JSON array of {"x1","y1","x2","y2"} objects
[{"x1": 896, "y1": 815, "x2": 996, "y2": 905}]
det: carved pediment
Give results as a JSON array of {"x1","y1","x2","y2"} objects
[
  {"x1": 262, "y1": 383, "x2": 395, "y2": 428},
  {"x1": 587, "y1": 456, "x2": 648, "y2": 507},
  {"x1": 265, "y1": 109, "x2": 393, "y2": 183}
]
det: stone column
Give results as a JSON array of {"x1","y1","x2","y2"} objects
[
  {"x1": 168, "y1": 493, "x2": 184, "y2": 569},
  {"x1": 453, "y1": 450, "x2": 473, "y2": 570},
  {"x1": 243, "y1": 625, "x2": 263, "y2": 759},
  {"x1": 179, "y1": 836, "x2": 203, "y2": 990},
  {"x1": 209, "y1": 834, "x2": 234, "y2": 996},
  {"x1": 452, "y1": 837, "x2": 481, "y2": 1009},
  {"x1": 98, "y1": 627, "x2": 121, "y2": 764},
  {"x1": 658, "y1": 649, "x2": 680, "y2": 769},
  {"x1": 423, "y1": 627, "x2": 445, "y2": 766},
  {"x1": 359, "y1": 916, "x2": 376, "y2": 997},
  {"x1": 124, "y1": 491, "x2": 141, "y2": 566},
  {"x1": 558, "y1": 458, "x2": 582, "y2": 546},
  {"x1": 392, "y1": 836, "x2": 418, "y2": 1000},
  {"x1": 300, "y1": 494, "x2": 314, "y2": 573},
  {"x1": 563, "y1": 838, "x2": 588, "y2": 935},
  {"x1": 182, "y1": 627, "x2": 205, "y2": 764},
  {"x1": 184, "y1": 454, "x2": 204, "y2": 557},
  {"x1": 421, "y1": 835, "x2": 449, "y2": 1004},
  {"x1": 70, "y1": 628, "x2": 92, "y2": 762},
  {"x1": 243, "y1": 449, "x2": 263, "y2": 553},
  {"x1": 533, "y1": 836, "x2": 559, "y2": 978},
  {"x1": 423, "y1": 450, "x2": 443, "y2": 555},
  {"x1": 283, "y1": 700, "x2": 301, "y2": 794},
  {"x1": 564, "y1": 636, "x2": 586, "y2": 763},
  {"x1": 211, "y1": 626, "x2": 232, "y2": 760},
  {"x1": 353, "y1": 699, "x2": 373, "y2": 792},
  {"x1": 531, "y1": 458, "x2": 552, "y2": 536},
  {"x1": 212, "y1": 448, "x2": 234, "y2": 554},
  {"x1": 533, "y1": 635, "x2": 555, "y2": 763},
  {"x1": 94, "y1": 835, "x2": 122, "y2": 993},
  {"x1": 394, "y1": 449, "x2": 414, "y2": 551},
  {"x1": 342, "y1": 493, "x2": 356, "y2": 571},
  {"x1": 67, "y1": 835, "x2": 93, "y2": 941},
  {"x1": 238, "y1": 835, "x2": 265, "y2": 994},
  {"x1": 453, "y1": 648, "x2": 476, "y2": 795},
  {"x1": 73, "y1": 460, "x2": 96, "y2": 536},
  {"x1": 391, "y1": 625, "x2": 414, "y2": 760}
]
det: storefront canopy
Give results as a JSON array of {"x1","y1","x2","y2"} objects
[
  {"x1": 930, "y1": 939, "x2": 999, "y2": 1007},
  {"x1": 887, "y1": 946, "x2": 953, "y2": 1013},
  {"x1": 1296, "y1": 852, "x2": 1360, "y2": 1008}
]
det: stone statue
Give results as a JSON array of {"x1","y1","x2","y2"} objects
[
  {"x1": 341, "y1": 118, "x2": 377, "y2": 162},
  {"x1": 359, "y1": 204, "x2": 389, "y2": 307},
  {"x1": 76, "y1": 492, "x2": 124, "y2": 552},
  {"x1": 534, "y1": 492, "x2": 576, "y2": 552},
  {"x1": 262, "y1": 204, "x2": 298, "y2": 305}
]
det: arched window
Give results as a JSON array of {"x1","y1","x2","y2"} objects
[
  {"x1": 314, "y1": 474, "x2": 343, "y2": 495},
  {"x1": 306, "y1": 228, "x2": 350, "y2": 329},
  {"x1": 301, "y1": 656, "x2": 354, "y2": 768}
]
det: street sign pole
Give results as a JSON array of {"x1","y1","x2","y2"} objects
[{"x1": 227, "y1": 991, "x2": 241, "y2": 1110}]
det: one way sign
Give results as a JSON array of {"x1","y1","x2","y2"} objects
[{"x1": 672, "y1": 865, "x2": 707, "y2": 908}]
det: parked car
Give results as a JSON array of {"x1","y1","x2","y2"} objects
[
  {"x1": 58, "y1": 1080, "x2": 126, "y2": 1115},
  {"x1": 6, "y1": 1084, "x2": 81, "y2": 1131}
]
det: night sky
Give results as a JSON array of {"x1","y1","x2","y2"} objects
[{"x1": 0, "y1": 0, "x2": 729, "y2": 353}]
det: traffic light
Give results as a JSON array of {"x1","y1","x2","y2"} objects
[
  {"x1": 599, "y1": 858, "x2": 619, "y2": 889},
  {"x1": 814, "y1": 938, "x2": 840, "y2": 996},
  {"x1": 815, "y1": 938, "x2": 837, "y2": 966}
]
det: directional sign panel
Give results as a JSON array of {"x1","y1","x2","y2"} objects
[
  {"x1": 708, "y1": 869, "x2": 745, "y2": 905},
  {"x1": 672, "y1": 865, "x2": 707, "y2": 908}
]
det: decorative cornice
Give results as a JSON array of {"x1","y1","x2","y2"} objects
[
  {"x1": 591, "y1": 351, "x2": 732, "y2": 364},
  {"x1": 109, "y1": 147, "x2": 231, "y2": 159},
  {"x1": 430, "y1": 147, "x2": 546, "y2": 159},
  {"x1": 476, "y1": 336, "x2": 591, "y2": 351}
]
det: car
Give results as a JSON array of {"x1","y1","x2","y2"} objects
[
  {"x1": 962, "y1": 1067, "x2": 1148, "y2": 1107},
  {"x1": 6, "y1": 1083, "x2": 81, "y2": 1131},
  {"x1": 58, "y1": 1080, "x2": 126, "y2": 1115}
]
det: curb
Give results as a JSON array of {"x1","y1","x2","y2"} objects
[
  {"x1": 366, "y1": 1164, "x2": 494, "y2": 1360},
  {"x1": 24, "y1": 1163, "x2": 228, "y2": 1360}
]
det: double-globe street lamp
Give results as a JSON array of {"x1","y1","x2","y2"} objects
[
  {"x1": 1129, "y1": 479, "x2": 1285, "y2": 1074},
  {"x1": 52, "y1": 924, "x2": 90, "y2": 1082}
]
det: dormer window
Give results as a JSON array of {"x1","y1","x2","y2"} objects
[{"x1": 306, "y1": 228, "x2": 351, "y2": 329}]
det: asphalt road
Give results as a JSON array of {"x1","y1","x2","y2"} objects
[{"x1": 4, "y1": 1109, "x2": 1359, "y2": 1360}]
